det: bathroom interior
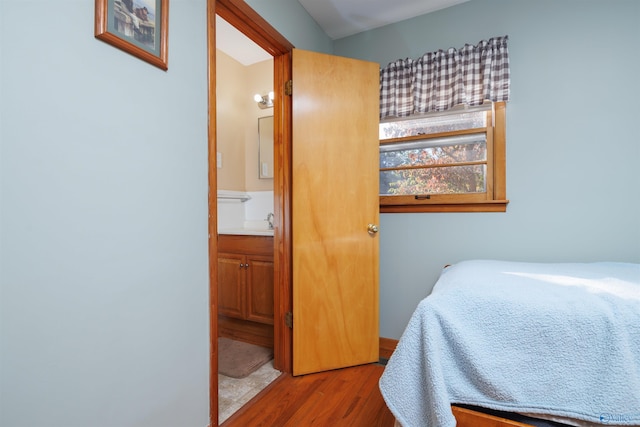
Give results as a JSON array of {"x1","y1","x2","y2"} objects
[{"x1": 215, "y1": 15, "x2": 280, "y2": 423}]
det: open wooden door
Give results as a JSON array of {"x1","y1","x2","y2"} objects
[{"x1": 292, "y1": 49, "x2": 380, "y2": 376}]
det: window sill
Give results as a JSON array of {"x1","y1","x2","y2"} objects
[{"x1": 380, "y1": 200, "x2": 509, "y2": 213}]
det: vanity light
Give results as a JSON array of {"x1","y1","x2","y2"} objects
[{"x1": 254, "y1": 91, "x2": 275, "y2": 109}]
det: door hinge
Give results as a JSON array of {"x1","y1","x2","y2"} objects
[
  {"x1": 284, "y1": 80, "x2": 293, "y2": 96},
  {"x1": 285, "y1": 311, "x2": 293, "y2": 328}
]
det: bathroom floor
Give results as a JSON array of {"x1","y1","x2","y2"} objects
[{"x1": 218, "y1": 360, "x2": 281, "y2": 424}]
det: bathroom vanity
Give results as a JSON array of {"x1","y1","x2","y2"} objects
[{"x1": 217, "y1": 232, "x2": 274, "y2": 348}]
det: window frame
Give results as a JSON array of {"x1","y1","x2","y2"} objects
[{"x1": 379, "y1": 102, "x2": 508, "y2": 213}]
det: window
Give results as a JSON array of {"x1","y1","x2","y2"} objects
[{"x1": 379, "y1": 102, "x2": 508, "y2": 213}]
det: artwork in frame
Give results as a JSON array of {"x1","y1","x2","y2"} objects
[{"x1": 95, "y1": 0, "x2": 168, "y2": 70}]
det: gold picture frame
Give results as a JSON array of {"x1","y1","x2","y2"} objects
[{"x1": 95, "y1": 0, "x2": 168, "y2": 70}]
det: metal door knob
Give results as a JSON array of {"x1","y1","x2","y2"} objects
[{"x1": 367, "y1": 224, "x2": 379, "y2": 234}]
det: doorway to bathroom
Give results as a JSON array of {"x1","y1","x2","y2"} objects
[
  {"x1": 209, "y1": 1, "x2": 294, "y2": 424},
  {"x1": 209, "y1": 0, "x2": 381, "y2": 424},
  {"x1": 214, "y1": 13, "x2": 282, "y2": 425}
]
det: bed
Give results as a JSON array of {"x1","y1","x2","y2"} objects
[{"x1": 379, "y1": 260, "x2": 640, "y2": 427}]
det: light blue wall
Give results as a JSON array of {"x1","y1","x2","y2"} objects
[
  {"x1": 222, "y1": 0, "x2": 640, "y2": 340},
  {"x1": 1, "y1": 0, "x2": 210, "y2": 426},
  {"x1": 245, "y1": 0, "x2": 333, "y2": 54},
  {"x1": 334, "y1": 0, "x2": 640, "y2": 338},
  {"x1": 2, "y1": 1, "x2": 638, "y2": 423},
  {"x1": 0, "y1": 0, "x2": 333, "y2": 425}
]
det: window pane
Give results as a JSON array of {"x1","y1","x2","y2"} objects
[
  {"x1": 379, "y1": 111, "x2": 486, "y2": 140},
  {"x1": 380, "y1": 139, "x2": 486, "y2": 169},
  {"x1": 380, "y1": 165, "x2": 486, "y2": 195}
]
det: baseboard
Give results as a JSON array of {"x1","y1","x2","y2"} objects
[{"x1": 379, "y1": 337, "x2": 398, "y2": 360}]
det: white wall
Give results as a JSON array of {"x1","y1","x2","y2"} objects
[
  {"x1": 217, "y1": 191, "x2": 274, "y2": 231},
  {"x1": 0, "y1": 1, "x2": 210, "y2": 426}
]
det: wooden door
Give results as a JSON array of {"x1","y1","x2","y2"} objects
[{"x1": 292, "y1": 49, "x2": 380, "y2": 376}]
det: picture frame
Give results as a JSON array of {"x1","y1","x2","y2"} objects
[{"x1": 95, "y1": 0, "x2": 168, "y2": 70}]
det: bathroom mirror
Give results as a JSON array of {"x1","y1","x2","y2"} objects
[{"x1": 258, "y1": 115, "x2": 274, "y2": 179}]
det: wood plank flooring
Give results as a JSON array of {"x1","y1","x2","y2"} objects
[{"x1": 220, "y1": 363, "x2": 396, "y2": 427}]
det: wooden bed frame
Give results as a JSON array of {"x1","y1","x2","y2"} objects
[
  {"x1": 390, "y1": 403, "x2": 536, "y2": 427},
  {"x1": 452, "y1": 406, "x2": 534, "y2": 427}
]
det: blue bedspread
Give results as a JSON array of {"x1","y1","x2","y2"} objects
[{"x1": 379, "y1": 260, "x2": 640, "y2": 427}]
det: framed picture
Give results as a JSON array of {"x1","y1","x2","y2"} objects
[{"x1": 95, "y1": 0, "x2": 168, "y2": 70}]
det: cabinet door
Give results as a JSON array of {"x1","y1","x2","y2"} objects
[
  {"x1": 217, "y1": 252, "x2": 245, "y2": 319},
  {"x1": 292, "y1": 49, "x2": 380, "y2": 375},
  {"x1": 245, "y1": 254, "x2": 274, "y2": 325}
]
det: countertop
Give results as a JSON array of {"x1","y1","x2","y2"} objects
[{"x1": 218, "y1": 228, "x2": 274, "y2": 236}]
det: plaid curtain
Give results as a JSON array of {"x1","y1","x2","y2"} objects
[{"x1": 380, "y1": 36, "x2": 510, "y2": 119}]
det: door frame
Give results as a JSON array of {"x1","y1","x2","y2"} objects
[{"x1": 207, "y1": 0, "x2": 294, "y2": 424}]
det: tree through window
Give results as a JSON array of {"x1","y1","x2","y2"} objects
[{"x1": 379, "y1": 102, "x2": 508, "y2": 213}]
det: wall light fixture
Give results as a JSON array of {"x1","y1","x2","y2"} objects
[{"x1": 254, "y1": 91, "x2": 275, "y2": 109}]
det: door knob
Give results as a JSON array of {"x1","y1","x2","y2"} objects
[{"x1": 367, "y1": 224, "x2": 379, "y2": 234}]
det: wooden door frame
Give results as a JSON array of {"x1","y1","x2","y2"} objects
[{"x1": 207, "y1": 0, "x2": 294, "y2": 424}]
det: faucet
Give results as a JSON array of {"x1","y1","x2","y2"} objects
[{"x1": 266, "y1": 212, "x2": 274, "y2": 230}]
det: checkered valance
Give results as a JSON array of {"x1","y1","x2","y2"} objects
[{"x1": 380, "y1": 36, "x2": 510, "y2": 119}]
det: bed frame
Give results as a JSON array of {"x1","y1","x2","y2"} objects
[
  {"x1": 452, "y1": 406, "x2": 535, "y2": 427},
  {"x1": 392, "y1": 408, "x2": 534, "y2": 427}
]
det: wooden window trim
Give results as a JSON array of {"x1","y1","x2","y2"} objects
[{"x1": 379, "y1": 102, "x2": 509, "y2": 213}]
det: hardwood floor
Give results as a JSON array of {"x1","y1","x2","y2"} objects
[{"x1": 220, "y1": 363, "x2": 396, "y2": 426}]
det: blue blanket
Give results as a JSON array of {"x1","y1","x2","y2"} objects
[{"x1": 379, "y1": 260, "x2": 640, "y2": 427}]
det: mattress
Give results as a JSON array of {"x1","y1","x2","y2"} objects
[{"x1": 379, "y1": 260, "x2": 640, "y2": 427}]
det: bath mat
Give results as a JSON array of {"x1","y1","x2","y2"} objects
[{"x1": 218, "y1": 337, "x2": 273, "y2": 379}]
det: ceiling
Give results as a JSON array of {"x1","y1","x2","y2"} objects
[
  {"x1": 216, "y1": 16, "x2": 272, "y2": 66},
  {"x1": 298, "y1": 0, "x2": 470, "y2": 40},
  {"x1": 216, "y1": 0, "x2": 469, "y2": 65}
]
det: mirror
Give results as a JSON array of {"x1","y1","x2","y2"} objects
[{"x1": 258, "y1": 115, "x2": 274, "y2": 179}]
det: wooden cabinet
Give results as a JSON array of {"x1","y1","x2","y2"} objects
[{"x1": 218, "y1": 234, "x2": 274, "y2": 325}]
